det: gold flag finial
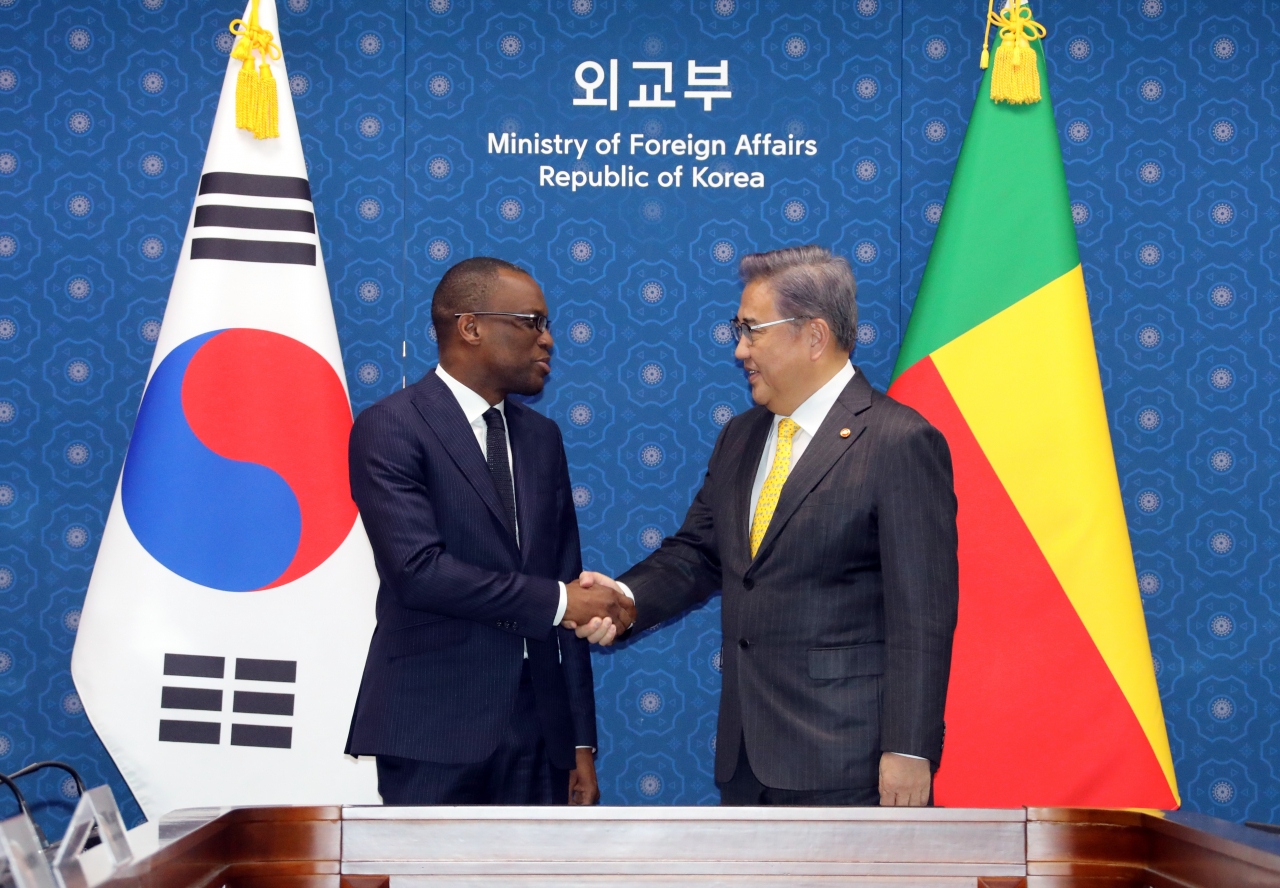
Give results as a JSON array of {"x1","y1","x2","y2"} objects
[
  {"x1": 229, "y1": 0, "x2": 281, "y2": 139},
  {"x1": 981, "y1": 0, "x2": 1047, "y2": 105}
]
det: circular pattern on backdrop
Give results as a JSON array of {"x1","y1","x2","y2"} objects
[
  {"x1": 1136, "y1": 324, "x2": 1161, "y2": 349},
  {"x1": 854, "y1": 158, "x2": 878, "y2": 182},
  {"x1": 0, "y1": 235, "x2": 17, "y2": 258},
  {"x1": 0, "y1": 317, "x2": 15, "y2": 341},
  {"x1": 1134, "y1": 489, "x2": 1161, "y2": 513},
  {"x1": 1137, "y1": 406, "x2": 1162, "y2": 431},
  {"x1": 1211, "y1": 36, "x2": 1237, "y2": 61},
  {"x1": 0, "y1": 652, "x2": 10, "y2": 674},
  {"x1": 66, "y1": 110, "x2": 93, "y2": 135},
  {"x1": 637, "y1": 690, "x2": 663, "y2": 714},
  {"x1": 0, "y1": 484, "x2": 14, "y2": 507},
  {"x1": 0, "y1": 400, "x2": 14, "y2": 424},
  {"x1": 783, "y1": 35, "x2": 808, "y2": 59},
  {"x1": 571, "y1": 0, "x2": 595, "y2": 16},
  {"x1": 65, "y1": 442, "x2": 91, "y2": 466},
  {"x1": 852, "y1": 240, "x2": 878, "y2": 264},
  {"x1": 857, "y1": 321, "x2": 878, "y2": 346},
  {"x1": 571, "y1": 484, "x2": 592, "y2": 508},
  {"x1": 1208, "y1": 531, "x2": 1234, "y2": 555},
  {"x1": 289, "y1": 72, "x2": 310, "y2": 96},
  {"x1": 1065, "y1": 119, "x2": 1091, "y2": 143},
  {"x1": 498, "y1": 34, "x2": 523, "y2": 58},
  {"x1": 854, "y1": 76, "x2": 879, "y2": 100},
  {"x1": 1210, "y1": 119, "x2": 1236, "y2": 144},
  {"x1": 355, "y1": 361, "x2": 381, "y2": 386},
  {"x1": 922, "y1": 200, "x2": 943, "y2": 225},
  {"x1": 1140, "y1": 0, "x2": 1165, "y2": 19},
  {"x1": 710, "y1": 403, "x2": 735, "y2": 426},
  {"x1": 0, "y1": 151, "x2": 18, "y2": 176},
  {"x1": 1209, "y1": 284, "x2": 1235, "y2": 308},
  {"x1": 923, "y1": 37, "x2": 948, "y2": 61},
  {"x1": 287, "y1": 0, "x2": 311, "y2": 13},
  {"x1": 638, "y1": 443, "x2": 664, "y2": 468},
  {"x1": 64, "y1": 525, "x2": 90, "y2": 550},
  {"x1": 214, "y1": 30, "x2": 236, "y2": 54},
  {"x1": 639, "y1": 198, "x2": 664, "y2": 223},
  {"x1": 1210, "y1": 201, "x2": 1235, "y2": 226},
  {"x1": 66, "y1": 194, "x2": 92, "y2": 218},
  {"x1": 1210, "y1": 780, "x2": 1235, "y2": 805},
  {"x1": 1138, "y1": 160, "x2": 1163, "y2": 184},
  {"x1": 65, "y1": 359, "x2": 91, "y2": 383},
  {"x1": 639, "y1": 362, "x2": 664, "y2": 386},
  {"x1": 1138, "y1": 77, "x2": 1163, "y2": 102},
  {"x1": 1137, "y1": 571, "x2": 1161, "y2": 597},
  {"x1": 66, "y1": 27, "x2": 92, "y2": 52},
  {"x1": 568, "y1": 239, "x2": 594, "y2": 264},
  {"x1": 710, "y1": 321, "x2": 734, "y2": 346},
  {"x1": 427, "y1": 0, "x2": 451, "y2": 13},
  {"x1": 427, "y1": 74, "x2": 452, "y2": 97},
  {"x1": 357, "y1": 115, "x2": 382, "y2": 139},
  {"x1": 427, "y1": 155, "x2": 451, "y2": 180},
  {"x1": 357, "y1": 197, "x2": 382, "y2": 221},
  {"x1": 1209, "y1": 696, "x2": 1235, "y2": 721},
  {"x1": 1209, "y1": 448, "x2": 1234, "y2": 473},
  {"x1": 139, "y1": 319, "x2": 162, "y2": 342},
  {"x1": 426, "y1": 237, "x2": 451, "y2": 262},
  {"x1": 856, "y1": 0, "x2": 879, "y2": 16},
  {"x1": 140, "y1": 235, "x2": 165, "y2": 261},
  {"x1": 140, "y1": 70, "x2": 166, "y2": 95},
  {"x1": 568, "y1": 403, "x2": 592, "y2": 426},
  {"x1": 0, "y1": 566, "x2": 12, "y2": 589},
  {"x1": 61, "y1": 692, "x2": 83, "y2": 716},
  {"x1": 711, "y1": 239, "x2": 736, "y2": 265},
  {"x1": 637, "y1": 773, "x2": 662, "y2": 797},
  {"x1": 497, "y1": 197, "x2": 523, "y2": 222},
  {"x1": 66, "y1": 276, "x2": 92, "y2": 301},
  {"x1": 922, "y1": 119, "x2": 947, "y2": 143},
  {"x1": 638, "y1": 526, "x2": 663, "y2": 550},
  {"x1": 782, "y1": 199, "x2": 807, "y2": 223},
  {"x1": 0, "y1": 69, "x2": 18, "y2": 94},
  {"x1": 358, "y1": 32, "x2": 383, "y2": 56},
  {"x1": 1066, "y1": 37, "x2": 1091, "y2": 61},
  {"x1": 639, "y1": 280, "x2": 664, "y2": 304},
  {"x1": 1209, "y1": 613, "x2": 1235, "y2": 637},
  {"x1": 1071, "y1": 201, "x2": 1090, "y2": 226},
  {"x1": 567, "y1": 320, "x2": 593, "y2": 344},
  {"x1": 357, "y1": 279, "x2": 381, "y2": 303},
  {"x1": 140, "y1": 153, "x2": 165, "y2": 177},
  {"x1": 1136, "y1": 242, "x2": 1162, "y2": 267},
  {"x1": 1208, "y1": 365, "x2": 1234, "y2": 390}
]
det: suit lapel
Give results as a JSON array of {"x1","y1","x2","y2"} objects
[
  {"x1": 505, "y1": 398, "x2": 537, "y2": 561},
  {"x1": 410, "y1": 371, "x2": 518, "y2": 551},
  {"x1": 747, "y1": 370, "x2": 874, "y2": 573},
  {"x1": 730, "y1": 408, "x2": 775, "y2": 567}
]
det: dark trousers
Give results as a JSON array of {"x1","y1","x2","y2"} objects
[
  {"x1": 375, "y1": 661, "x2": 570, "y2": 805},
  {"x1": 718, "y1": 734, "x2": 880, "y2": 806}
]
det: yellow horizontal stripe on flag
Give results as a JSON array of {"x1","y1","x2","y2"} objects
[{"x1": 931, "y1": 264, "x2": 1178, "y2": 802}]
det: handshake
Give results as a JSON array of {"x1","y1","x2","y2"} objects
[{"x1": 562, "y1": 572, "x2": 635, "y2": 646}]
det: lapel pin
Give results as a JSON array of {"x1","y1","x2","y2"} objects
[{"x1": 840, "y1": 428, "x2": 851, "y2": 438}]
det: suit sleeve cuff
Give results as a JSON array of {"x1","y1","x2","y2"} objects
[
  {"x1": 886, "y1": 751, "x2": 928, "y2": 761},
  {"x1": 553, "y1": 581, "x2": 567, "y2": 625}
]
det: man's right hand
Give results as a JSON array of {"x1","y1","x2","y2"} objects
[
  {"x1": 562, "y1": 573, "x2": 634, "y2": 635},
  {"x1": 562, "y1": 572, "x2": 632, "y2": 646}
]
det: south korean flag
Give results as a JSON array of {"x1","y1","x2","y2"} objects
[{"x1": 72, "y1": 0, "x2": 381, "y2": 818}]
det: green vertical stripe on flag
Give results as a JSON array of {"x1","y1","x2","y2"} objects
[{"x1": 892, "y1": 35, "x2": 1081, "y2": 382}]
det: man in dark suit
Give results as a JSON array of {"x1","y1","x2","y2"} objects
[
  {"x1": 346, "y1": 256, "x2": 630, "y2": 805},
  {"x1": 572, "y1": 245, "x2": 959, "y2": 806}
]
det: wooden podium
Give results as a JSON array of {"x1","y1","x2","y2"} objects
[{"x1": 83, "y1": 805, "x2": 1280, "y2": 888}]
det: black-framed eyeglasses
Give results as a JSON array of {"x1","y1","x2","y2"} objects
[
  {"x1": 455, "y1": 311, "x2": 550, "y2": 333},
  {"x1": 728, "y1": 316, "x2": 805, "y2": 344}
]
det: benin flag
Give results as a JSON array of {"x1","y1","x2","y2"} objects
[{"x1": 887, "y1": 27, "x2": 1179, "y2": 808}]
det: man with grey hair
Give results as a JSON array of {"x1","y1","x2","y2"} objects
[{"x1": 568, "y1": 245, "x2": 959, "y2": 806}]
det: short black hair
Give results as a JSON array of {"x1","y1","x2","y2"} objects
[{"x1": 430, "y1": 256, "x2": 528, "y2": 343}]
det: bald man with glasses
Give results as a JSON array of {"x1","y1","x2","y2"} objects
[{"x1": 345, "y1": 256, "x2": 629, "y2": 806}]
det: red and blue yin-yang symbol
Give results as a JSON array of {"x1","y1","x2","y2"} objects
[{"x1": 122, "y1": 328, "x2": 358, "y2": 592}]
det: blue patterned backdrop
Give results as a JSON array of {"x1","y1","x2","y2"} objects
[{"x1": 1, "y1": 0, "x2": 1277, "y2": 838}]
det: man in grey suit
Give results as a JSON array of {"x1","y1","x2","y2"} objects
[{"x1": 571, "y1": 245, "x2": 959, "y2": 806}]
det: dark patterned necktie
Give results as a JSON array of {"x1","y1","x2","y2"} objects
[{"x1": 482, "y1": 407, "x2": 518, "y2": 538}]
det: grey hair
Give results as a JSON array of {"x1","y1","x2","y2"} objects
[{"x1": 738, "y1": 245, "x2": 858, "y2": 352}]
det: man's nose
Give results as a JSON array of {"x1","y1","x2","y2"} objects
[{"x1": 734, "y1": 335, "x2": 750, "y2": 362}]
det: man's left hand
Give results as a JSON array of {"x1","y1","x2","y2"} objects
[
  {"x1": 878, "y1": 752, "x2": 930, "y2": 806},
  {"x1": 568, "y1": 747, "x2": 600, "y2": 805}
]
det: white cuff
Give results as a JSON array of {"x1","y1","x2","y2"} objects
[
  {"x1": 554, "y1": 581, "x2": 567, "y2": 625},
  {"x1": 887, "y1": 752, "x2": 928, "y2": 761},
  {"x1": 615, "y1": 581, "x2": 635, "y2": 603}
]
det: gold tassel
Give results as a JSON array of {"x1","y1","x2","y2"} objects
[
  {"x1": 228, "y1": 0, "x2": 282, "y2": 139},
  {"x1": 257, "y1": 63, "x2": 279, "y2": 139},
  {"x1": 985, "y1": 0, "x2": 1047, "y2": 105}
]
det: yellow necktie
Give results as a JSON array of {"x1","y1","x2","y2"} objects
[{"x1": 750, "y1": 418, "x2": 800, "y2": 558}]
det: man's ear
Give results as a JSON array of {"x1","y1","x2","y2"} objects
[
  {"x1": 455, "y1": 313, "x2": 481, "y2": 346},
  {"x1": 808, "y1": 317, "x2": 833, "y2": 360}
]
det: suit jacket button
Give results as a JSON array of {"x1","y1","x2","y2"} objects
[
  {"x1": 743, "y1": 578, "x2": 755, "y2": 591},
  {"x1": 738, "y1": 638, "x2": 749, "y2": 649}
]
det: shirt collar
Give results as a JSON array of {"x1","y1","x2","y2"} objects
[
  {"x1": 780, "y1": 361, "x2": 856, "y2": 439},
  {"x1": 436, "y1": 364, "x2": 504, "y2": 425}
]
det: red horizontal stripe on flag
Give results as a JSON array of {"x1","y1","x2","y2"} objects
[{"x1": 889, "y1": 357, "x2": 1175, "y2": 808}]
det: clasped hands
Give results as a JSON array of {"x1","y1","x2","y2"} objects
[{"x1": 562, "y1": 571, "x2": 633, "y2": 646}]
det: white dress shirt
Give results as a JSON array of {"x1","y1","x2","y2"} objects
[
  {"x1": 620, "y1": 361, "x2": 924, "y2": 762},
  {"x1": 435, "y1": 365, "x2": 569, "y2": 629}
]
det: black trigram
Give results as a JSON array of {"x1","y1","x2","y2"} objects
[
  {"x1": 159, "y1": 653, "x2": 296, "y2": 749},
  {"x1": 190, "y1": 172, "x2": 317, "y2": 266}
]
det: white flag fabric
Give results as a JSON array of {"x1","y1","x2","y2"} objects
[{"x1": 72, "y1": 0, "x2": 380, "y2": 818}]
